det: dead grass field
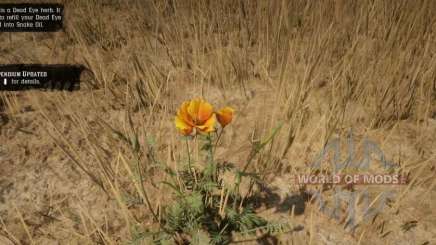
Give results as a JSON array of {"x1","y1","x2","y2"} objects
[{"x1": 0, "y1": 0, "x2": 436, "y2": 244}]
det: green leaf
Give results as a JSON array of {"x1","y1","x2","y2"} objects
[
  {"x1": 198, "y1": 181, "x2": 218, "y2": 192},
  {"x1": 217, "y1": 162, "x2": 235, "y2": 172},
  {"x1": 238, "y1": 171, "x2": 262, "y2": 183},
  {"x1": 161, "y1": 181, "x2": 182, "y2": 196},
  {"x1": 185, "y1": 192, "x2": 204, "y2": 214},
  {"x1": 131, "y1": 135, "x2": 140, "y2": 153},
  {"x1": 191, "y1": 230, "x2": 211, "y2": 245},
  {"x1": 180, "y1": 135, "x2": 194, "y2": 141},
  {"x1": 201, "y1": 142, "x2": 212, "y2": 151},
  {"x1": 258, "y1": 122, "x2": 283, "y2": 150},
  {"x1": 111, "y1": 128, "x2": 130, "y2": 144},
  {"x1": 146, "y1": 135, "x2": 156, "y2": 146}
]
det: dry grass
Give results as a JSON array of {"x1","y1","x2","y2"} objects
[{"x1": 0, "y1": 0, "x2": 436, "y2": 244}]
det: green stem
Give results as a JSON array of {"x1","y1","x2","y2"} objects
[
  {"x1": 214, "y1": 129, "x2": 224, "y2": 150},
  {"x1": 208, "y1": 133, "x2": 214, "y2": 162},
  {"x1": 206, "y1": 133, "x2": 217, "y2": 181},
  {"x1": 186, "y1": 138, "x2": 192, "y2": 176},
  {"x1": 233, "y1": 176, "x2": 241, "y2": 210},
  {"x1": 135, "y1": 157, "x2": 160, "y2": 223},
  {"x1": 242, "y1": 149, "x2": 257, "y2": 173}
]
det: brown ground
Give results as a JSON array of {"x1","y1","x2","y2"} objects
[{"x1": 1, "y1": 0, "x2": 436, "y2": 244}]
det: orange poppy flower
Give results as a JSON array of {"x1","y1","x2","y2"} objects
[
  {"x1": 175, "y1": 98, "x2": 216, "y2": 135},
  {"x1": 216, "y1": 107, "x2": 234, "y2": 128}
]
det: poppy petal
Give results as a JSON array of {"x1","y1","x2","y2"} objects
[
  {"x1": 197, "y1": 114, "x2": 216, "y2": 133},
  {"x1": 216, "y1": 107, "x2": 234, "y2": 127},
  {"x1": 187, "y1": 98, "x2": 202, "y2": 123},
  {"x1": 178, "y1": 101, "x2": 194, "y2": 126},
  {"x1": 197, "y1": 101, "x2": 213, "y2": 124},
  {"x1": 175, "y1": 116, "x2": 193, "y2": 135}
]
